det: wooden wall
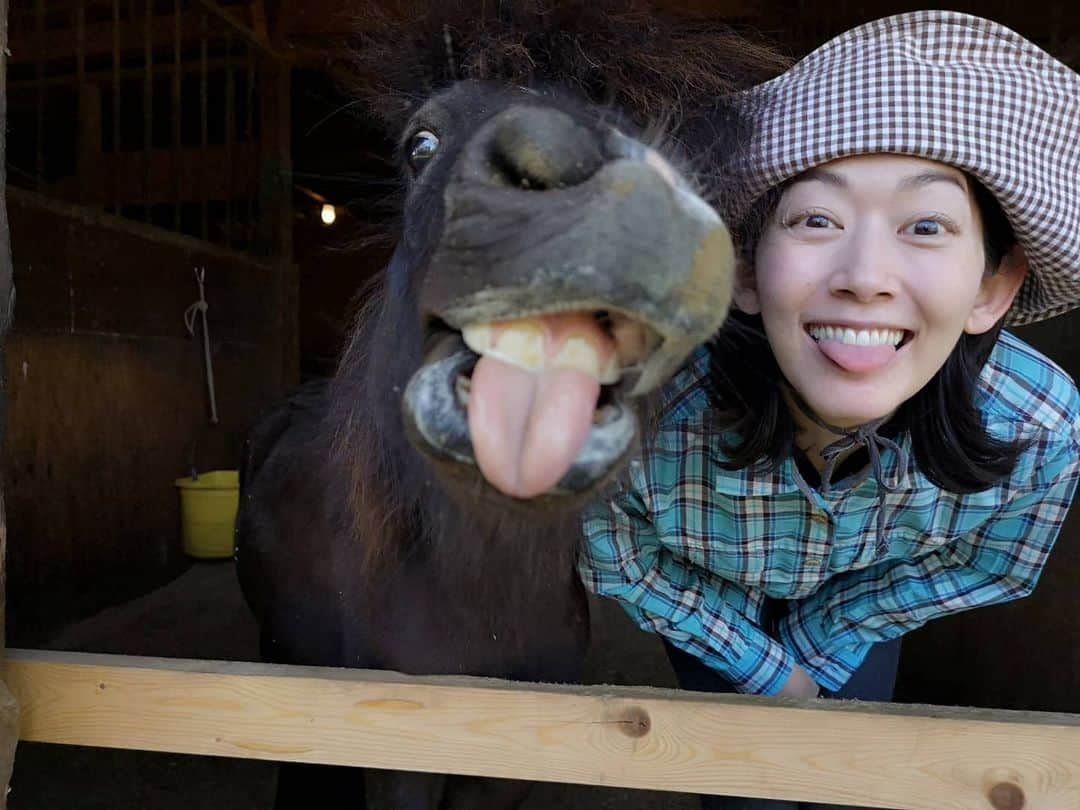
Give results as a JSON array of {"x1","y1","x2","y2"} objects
[{"x1": 2, "y1": 187, "x2": 297, "y2": 644}]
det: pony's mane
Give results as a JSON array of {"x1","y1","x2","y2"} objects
[
  {"x1": 342, "y1": 0, "x2": 790, "y2": 219},
  {"x1": 325, "y1": 3, "x2": 791, "y2": 586},
  {"x1": 347, "y1": 0, "x2": 787, "y2": 125},
  {"x1": 328, "y1": 280, "x2": 586, "y2": 607}
]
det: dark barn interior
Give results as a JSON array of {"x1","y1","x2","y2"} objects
[{"x1": 1, "y1": 1, "x2": 1078, "y2": 807}]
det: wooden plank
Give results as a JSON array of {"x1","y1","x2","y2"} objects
[
  {"x1": 6, "y1": 649, "x2": 1080, "y2": 809},
  {"x1": 195, "y1": 0, "x2": 281, "y2": 59}
]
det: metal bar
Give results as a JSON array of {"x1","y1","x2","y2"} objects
[
  {"x1": 1050, "y1": 1, "x2": 1062, "y2": 54},
  {"x1": 194, "y1": 0, "x2": 280, "y2": 59},
  {"x1": 200, "y1": 7, "x2": 208, "y2": 241},
  {"x1": 76, "y1": 0, "x2": 85, "y2": 86},
  {"x1": 77, "y1": 0, "x2": 86, "y2": 204},
  {"x1": 112, "y1": 0, "x2": 119, "y2": 166},
  {"x1": 246, "y1": 44, "x2": 255, "y2": 248},
  {"x1": 224, "y1": 30, "x2": 234, "y2": 247},
  {"x1": 143, "y1": 0, "x2": 153, "y2": 222},
  {"x1": 173, "y1": 0, "x2": 182, "y2": 230},
  {"x1": 34, "y1": 0, "x2": 44, "y2": 190}
]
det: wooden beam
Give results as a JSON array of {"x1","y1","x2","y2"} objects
[
  {"x1": 248, "y1": 0, "x2": 268, "y2": 44},
  {"x1": 6, "y1": 649, "x2": 1080, "y2": 809},
  {"x1": 44, "y1": 143, "x2": 260, "y2": 205},
  {"x1": 6, "y1": 56, "x2": 247, "y2": 89},
  {"x1": 194, "y1": 0, "x2": 282, "y2": 60},
  {"x1": 8, "y1": 11, "x2": 206, "y2": 64}
]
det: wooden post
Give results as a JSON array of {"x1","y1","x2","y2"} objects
[{"x1": 0, "y1": 0, "x2": 22, "y2": 804}]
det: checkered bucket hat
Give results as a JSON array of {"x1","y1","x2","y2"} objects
[{"x1": 744, "y1": 11, "x2": 1080, "y2": 326}]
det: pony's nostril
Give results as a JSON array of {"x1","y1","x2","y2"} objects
[{"x1": 489, "y1": 106, "x2": 604, "y2": 189}]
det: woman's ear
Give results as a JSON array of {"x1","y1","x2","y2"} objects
[
  {"x1": 965, "y1": 245, "x2": 1028, "y2": 335},
  {"x1": 732, "y1": 258, "x2": 761, "y2": 315}
]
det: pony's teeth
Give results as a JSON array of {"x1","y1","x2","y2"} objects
[
  {"x1": 462, "y1": 322, "x2": 493, "y2": 355},
  {"x1": 553, "y1": 336, "x2": 616, "y2": 382},
  {"x1": 461, "y1": 318, "x2": 619, "y2": 382},
  {"x1": 492, "y1": 322, "x2": 545, "y2": 370}
]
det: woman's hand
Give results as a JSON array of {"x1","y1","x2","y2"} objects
[{"x1": 778, "y1": 664, "x2": 820, "y2": 699}]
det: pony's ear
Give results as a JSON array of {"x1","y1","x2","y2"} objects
[
  {"x1": 731, "y1": 258, "x2": 760, "y2": 315},
  {"x1": 965, "y1": 245, "x2": 1028, "y2": 335}
]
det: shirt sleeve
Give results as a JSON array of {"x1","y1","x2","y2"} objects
[
  {"x1": 778, "y1": 430, "x2": 1080, "y2": 692},
  {"x1": 578, "y1": 465, "x2": 797, "y2": 695}
]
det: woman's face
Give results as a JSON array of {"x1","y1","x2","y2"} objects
[{"x1": 736, "y1": 154, "x2": 1023, "y2": 430}]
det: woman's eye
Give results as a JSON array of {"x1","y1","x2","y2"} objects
[
  {"x1": 407, "y1": 130, "x2": 440, "y2": 173},
  {"x1": 786, "y1": 211, "x2": 836, "y2": 229},
  {"x1": 910, "y1": 218, "x2": 941, "y2": 236}
]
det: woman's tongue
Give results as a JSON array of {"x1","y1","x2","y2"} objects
[
  {"x1": 465, "y1": 313, "x2": 617, "y2": 498},
  {"x1": 815, "y1": 334, "x2": 898, "y2": 374}
]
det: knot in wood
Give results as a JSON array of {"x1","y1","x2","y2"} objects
[
  {"x1": 987, "y1": 782, "x2": 1025, "y2": 810},
  {"x1": 614, "y1": 706, "x2": 650, "y2": 738}
]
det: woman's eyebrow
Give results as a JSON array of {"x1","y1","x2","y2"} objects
[
  {"x1": 791, "y1": 168, "x2": 846, "y2": 188},
  {"x1": 896, "y1": 171, "x2": 967, "y2": 193}
]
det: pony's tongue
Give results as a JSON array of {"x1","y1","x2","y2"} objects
[
  {"x1": 464, "y1": 312, "x2": 616, "y2": 498},
  {"x1": 468, "y1": 357, "x2": 600, "y2": 497},
  {"x1": 816, "y1": 339, "x2": 897, "y2": 374}
]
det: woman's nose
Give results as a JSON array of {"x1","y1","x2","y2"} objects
[{"x1": 829, "y1": 229, "x2": 900, "y2": 302}]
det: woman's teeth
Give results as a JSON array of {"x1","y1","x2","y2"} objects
[{"x1": 807, "y1": 325, "x2": 905, "y2": 347}]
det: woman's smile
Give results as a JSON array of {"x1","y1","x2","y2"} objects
[{"x1": 804, "y1": 323, "x2": 913, "y2": 374}]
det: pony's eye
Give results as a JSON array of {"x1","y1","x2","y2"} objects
[{"x1": 408, "y1": 130, "x2": 440, "y2": 173}]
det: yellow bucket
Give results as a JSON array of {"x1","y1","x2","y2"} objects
[{"x1": 175, "y1": 469, "x2": 239, "y2": 559}]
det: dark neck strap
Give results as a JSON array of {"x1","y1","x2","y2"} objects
[{"x1": 786, "y1": 387, "x2": 909, "y2": 557}]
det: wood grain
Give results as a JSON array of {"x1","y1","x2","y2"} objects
[{"x1": 7, "y1": 649, "x2": 1080, "y2": 809}]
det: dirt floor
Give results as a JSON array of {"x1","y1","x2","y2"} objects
[{"x1": 8, "y1": 560, "x2": 699, "y2": 810}]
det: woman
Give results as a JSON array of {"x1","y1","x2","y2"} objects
[{"x1": 579, "y1": 11, "x2": 1080, "y2": 808}]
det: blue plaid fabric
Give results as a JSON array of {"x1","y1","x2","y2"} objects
[{"x1": 579, "y1": 331, "x2": 1080, "y2": 695}]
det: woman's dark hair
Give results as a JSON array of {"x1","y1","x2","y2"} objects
[{"x1": 709, "y1": 173, "x2": 1027, "y2": 493}]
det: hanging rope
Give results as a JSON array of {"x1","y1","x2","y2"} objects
[{"x1": 184, "y1": 266, "x2": 219, "y2": 426}]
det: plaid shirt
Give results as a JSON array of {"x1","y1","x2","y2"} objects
[{"x1": 579, "y1": 330, "x2": 1080, "y2": 695}]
